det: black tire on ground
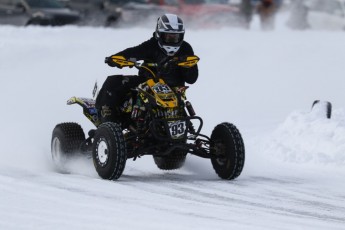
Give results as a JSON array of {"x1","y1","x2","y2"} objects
[
  {"x1": 153, "y1": 150, "x2": 187, "y2": 170},
  {"x1": 311, "y1": 100, "x2": 332, "y2": 119},
  {"x1": 210, "y1": 122, "x2": 245, "y2": 180},
  {"x1": 51, "y1": 122, "x2": 85, "y2": 168},
  {"x1": 92, "y1": 122, "x2": 127, "y2": 180}
]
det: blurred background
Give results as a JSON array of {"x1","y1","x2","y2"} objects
[{"x1": 0, "y1": 0, "x2": 344, "y2": 31}]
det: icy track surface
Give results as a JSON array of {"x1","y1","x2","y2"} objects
[{"x1": 1, "y1": 17, "x2": 345, "y2": 229}]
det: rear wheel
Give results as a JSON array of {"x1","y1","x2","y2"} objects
[
  {"x1": 92, "y1": 122, "x2": 127, "y2": 180},
  {"x1": 51, "y1": 122, "x2": 85, "y2": 169},
  {"x1": 153, "y1": 150, "x2": 187, "y2": 170},
  {"x1": 210, "y1": 122, "x2": 245, "y2": 180}
]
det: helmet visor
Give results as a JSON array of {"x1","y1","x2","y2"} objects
[{"x1": 162, "y1": 33, "x2": 183, "y2": 44}]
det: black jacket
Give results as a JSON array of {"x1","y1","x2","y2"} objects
[{"x1": 112, "y1": 36, "x2": 198, "y2": 87}]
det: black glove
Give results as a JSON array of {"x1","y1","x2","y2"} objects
[{"x1": 160, "y1": 59, "x2": 178, "y2": 74}]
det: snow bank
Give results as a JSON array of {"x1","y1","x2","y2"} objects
[{"x1": 263, "y1": 104, "x2": 345, "y2": 166}]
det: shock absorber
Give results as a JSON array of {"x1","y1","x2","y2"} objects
[
  {"x1": 185, "y1": 101, "x2": 197, "y2": 134},
  {"x1": 185, "y1": 101, "x2": 196, "y2": 116},
  {"x1": 131, "y1": 105, "x2": 140, "y2": 120}
]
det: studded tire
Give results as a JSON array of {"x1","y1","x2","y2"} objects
[
  {"x1": 153, "y1": 150, "x2": 187, "y2": 170},
  {"x1": 210, "y1": 122, "x2": 245, "y2": 180},
  {"x1": 51, "y1": 122, "x2": 85, "y2": 169},
  {"x1": 92, "y1": 122, "x2": 127, "y2": 180}
]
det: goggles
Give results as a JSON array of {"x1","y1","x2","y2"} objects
[{"x1": 161, "y1": 33, "x2": 183, "y2": 44}]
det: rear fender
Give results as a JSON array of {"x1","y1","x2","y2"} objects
[{"x1": 67, "y1": 97, "x2": 100, "y2": 127}]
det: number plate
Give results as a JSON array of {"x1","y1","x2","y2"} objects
[
  {"x1": 168, "y1": 120, "x2": 186, "y2": 139},
  {"x1": 152, "y1": 83, "x2": 173, "y2": 94}
]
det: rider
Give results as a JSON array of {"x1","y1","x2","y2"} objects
[{"x1": 96, "y1": 13, "x2": 199, "y2": 123}]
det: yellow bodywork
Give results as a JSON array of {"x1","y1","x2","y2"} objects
[
  {"x1": 177, "y1": 56, "x2": 199, "y2": 68},
  {"x1": 110, "y1": 55, "x2": 135, "y2": 68},
  {"x1": 67, "y1": 96, "x2": 83, "y2": 105},
  {"x1": 143, "y1": 79, "x2": 178, "y2": 108}
]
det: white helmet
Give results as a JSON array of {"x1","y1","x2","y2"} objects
[{"x1": 155, "y1": 14, "x2": 185, "y2": 56}]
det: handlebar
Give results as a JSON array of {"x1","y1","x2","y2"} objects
[
  {"x1": 106, "y1": 55, "x2": 199, "y2": 69},
  {"x1": 105, "y1": 55, "x2": 199, "y2": 81}
]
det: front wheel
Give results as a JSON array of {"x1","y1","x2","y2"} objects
[
  {"x1": 210, "y1": 122, "x2": 245, "y2": 180},
  {"x1": 92, "y1": 122, "x2": 127, "y2": 180}
]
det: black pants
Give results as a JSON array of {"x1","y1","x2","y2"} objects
[{"x1": 95, "y1": 75, "x2": 144, "y2": 115}]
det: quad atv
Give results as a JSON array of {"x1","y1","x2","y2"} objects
[{"x1": 51, "y1": 55, "x2": 245, "y2": 180}]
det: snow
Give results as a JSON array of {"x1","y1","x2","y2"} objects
[{"x1": 1, "y1": 14, "x2": 345, "y2": 229}]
